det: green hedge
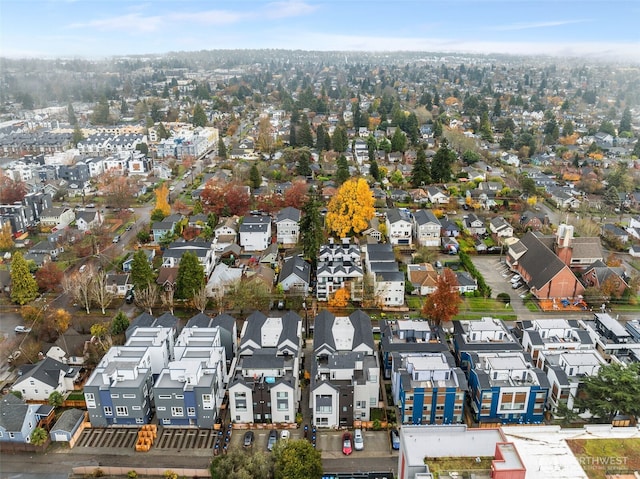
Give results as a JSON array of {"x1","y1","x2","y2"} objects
[{"x1": 458, "y1": 250, "x2": 492, "y2": 298}]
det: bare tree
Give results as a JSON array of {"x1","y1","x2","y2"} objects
[
  {"x1": 136, "y1": 284, "x2": 159, "y2": 315},
  {"x1": 63, "y1": 270, "x2": 93, "y2": 314},
  {"x1": 160, "y1": 287, "x2": 175, "y2": 315},
  {"x1": 91, "y1": 270, "x2": 114, "y2": 315},
  {"x1": 191, "y1": 285, "x2": 208, "y2": 313}
]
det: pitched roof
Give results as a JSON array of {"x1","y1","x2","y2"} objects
[
  {"x1": 517, "y1": 232, "x2": 570, "y2": 290},
  {"x1": 279, "y1": 256, "x2": 311, "y2": 284},
  {"x1": 15, "y1": 356, "x2": 75, "y2": 389},
  {"x1": 0, "y1": 394, "x2": 30, "y2": 432},
  {"x1": 414, "y1": 209, "x2": 440, "y2": 226},
  {"x1": 276, "y1": 206, "x2": 301, "y2": 223}
]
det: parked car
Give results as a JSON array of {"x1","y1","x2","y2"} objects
[
  {"x1": 14, "y1": 326, "x2": 31, "y2": 334},
  {"x1": 280, "y1": 430, "x2": 290, "y2": 441},
  {"x1": 354, "y1": 429, "x2": 364, "y2": 451},
  {"x1": 125, "y1": 288, "x2": 135, "y2": 304},
  {"x1": 342, "y1": 432, "x2": 353, "y2": 455},
  {"x1": 510, "y1": 275, "x2": 521, "y2": 284},
  {"x1": 267, "y1": 429, "x2": 278, "y2": 451},
  {"x1": 243, "y1": 431, "x2": 254, "y2": 448},
  {"x1": 79, "y1": 264, "x2": 87, "y2": 273},
  {"x1": 390, "y1": 428, "x2": 400, "y2": 450},
  {"x1": 112, "y1": 235, "x2": 120, "y2": 243},
  {"x1": 512, "y1": 281, "x2": 522, "y2": 289}
]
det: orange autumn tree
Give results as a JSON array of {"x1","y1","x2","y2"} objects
[
  {"x1": 329, "y1": 287, "x2": 350, "y2": 308},
  {"x1": 326, "y1": 178, "x2": 375, "y2": 237},
  {"x1": 421, "y1": 268, "x2": 462, "y2": 326},
  {"x1": 154, "y1": 183, "x2": 171, "y2": 217}
]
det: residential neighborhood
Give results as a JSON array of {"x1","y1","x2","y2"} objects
[{"x1": 1, "y1": 47, "x2": 640, "y2": 479}]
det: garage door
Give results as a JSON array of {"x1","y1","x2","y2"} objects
[{"x1": 54, "y1": 432, "x2": 68, "y2": 442}]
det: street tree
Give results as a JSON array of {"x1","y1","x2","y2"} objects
[
  {"x1": 154, "y1": 183, "x2": 171, "y2": 217},
  {"x1": 63, "y1": 271, "x2": 93, "y2": 314},
  {"x1": 575, "y1": 362, "x2": 640, "y2": 421},
  {"x1": 200, "y1": 181, "x2": 251, "y2": 216},
  {"x1": 10, "y1": 252, "x2": 39, "y2": 305},
  {"x1": 131, "y1": 252, "x2": 154, "y2": 294},
  {"x1": 191, "y1": 285, "x2": 208, "y2": 313},
  {"x1": 176, "y1": 251, "x2": 204, "y2": 300},
  {"x1": 0, "y1": 222, "x2": 15, "y2": 251},
  {"x1": 136, "y1": 284, "x2": 159, "y2": 315},
  {"x1": 410, "y1": 148, "x2": 431, "y2": 187},
  {"x1": 35, "y1": 261, "x2": 63, "y2": 292},
  {"x1": 91, "y1": 270, "x2": 114, "y2": 315},
  {"x1": 421, "y1": 268, "x2": 461, "y2": 326},
  {"x1": 274, "y1": 439, "x2": 323, "y2": 479},
  {"x1": 328, "y1": 288, "x2": 350, "y2": 308},
  {"x1": 326, "y1": 178, "x2": 375, "y2": 237},
  {"x1": 210, "y1": 450, "x2": 274, "y2": 479}
]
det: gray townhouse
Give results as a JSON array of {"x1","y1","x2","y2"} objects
[{"x1": 153, "y1": 326, "x2": 226, "y2": 428}]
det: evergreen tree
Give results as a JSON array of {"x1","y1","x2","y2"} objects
[
  {"x1": 619, "y1": 107, "x2": 632, "y2": 134},
  {"x1": 433, "y1": 119, "x2": 443, "y2": 138},
  {"x1": 331, "y1": 125, "x2": 348, "y2": 152},
  {"x1": 479, "y1": 111, "x2": 494, "y2": 142},
  {"x1": 289, "y1": 122, "x2": 298, "y2": 147},
  {"x1": 500, "y1": 128, "x2": 514, "y2": 150},
  {"x1": 335, "y1": 155, "x2": 350, "y2": 185},
  {"x1": 192, "y1": 103, "x2": 207, "y2": 127},
  {"x1": 156, "y1": 122, "x2": 170, "y2": 140},
  {"x1": 176, "y1": 251, "x2": 205, "y2": 300},
  {"x1": 217, "y1": 137, "x2": 227, "y2": 158},
  {"x1": 298, "y1": 115, "x2": 314, "y2": 148},
  {"x1": 563, "y1": 120, "x2": 574, "y2": 137},
  {"x1": 67, "y1": 103, "x2": 77, "y2": 125},
  {"x1": 405, "y1": 112, "x2": 420, "y2": 145},
  {"x1": 430, "y1": 138, "x2": 456, "y2": 183},
  {"x1": 249, "y1": 164, "x2": 261, "y2": 189},
  {"x1": 10, "y1": 251, "x2": 39, "y2": 305},
  {"x1": 296, "y1": 149, "x2": 312, "y2": 177},
  {"x1": 120, "y1": 98, "x2": 128, "y2": 115},
  {"x1": 633, "y1": 139, "x2": 640, "y2": 158},
  {"x1": 391, "y1": 127, "x2": 407, "y2": 152},
  {"x1": 411, "y1": 148, "x2": 431, "y2": 187},
  {"x1": 110, "y1": 311, "x2": 130, "y2": 336},
  {"x1": 130, "y1": 250, "x2": 155, "y2": 291},
  {"x1": 300, "y1": 193, "x2": 324, "y2": 268},
  {"x1": 72, "y1": 125, "x2": 84, "y2": 147},
  {"x1": 493, "y1": 98, "x2": 502, "y2": 118},
  {"x1": 315, "y1": 124, "x2": 327, "y2": 151}
]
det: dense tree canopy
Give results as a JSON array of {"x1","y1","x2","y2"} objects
[{"x1": 274, "y1": 439, "x2": 323, "y2": 479}]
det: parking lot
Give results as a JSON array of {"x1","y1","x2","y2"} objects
[
  {"x1": 73, "y1": 425, "x2": 397, "y2": 459},
  {"x1": 471, "y1": 256, "x2": 530, "y2": 315}
]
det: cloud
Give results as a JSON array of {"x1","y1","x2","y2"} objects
[
  {"x1": 489, "y1": 19, "x2": 590, "y2": 31},
  {"x1": 264, "y1": 0, "x2": 319, "y2": 19},
  {"x1": 68, "y1": 12, "x2": 164, "y2": 33}
]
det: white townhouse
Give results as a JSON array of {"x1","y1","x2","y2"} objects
[
  {"x1": 275, "y1": 207, "x2": 301, "y2": 247},
  {"x1": 239, "y1": 215, "x2": 271, "y2": 252},
  {"x1": 413, "y1": 209, "x2": 441, "y2": 247},
  {"x1": 386, "y1": 208, "x2": 413, "y2": 246}
]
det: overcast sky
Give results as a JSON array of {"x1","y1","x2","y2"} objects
[{"x1": 2, "y1": 0, "x2": 639, "y2": 62}]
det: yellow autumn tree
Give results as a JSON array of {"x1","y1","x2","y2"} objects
[
  {"x1": 328, "y1": 287, "x2": 350, "y2": 308},
  {"x1": 0, "y1": 222, "x2": 14, "y2": 251},
  {"x1": 326, "y1": 178, "x2": 375, "y2": 237},
  {"x1": 154, "y1": 183, "x2": 171, "y2": 217}
]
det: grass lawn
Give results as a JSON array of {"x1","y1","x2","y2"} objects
[
  {"x1": 66, "y1": 391, "x2": 85, "y2": 401},
  {"x1": 406, "y1": 296, "x2": 424, "y2": 309},
  {"x1": 567, "y1": 438, "x2": 640, "y2": 479},
  {"x1": 460, "y1": 297, "x2": 513, "y2": 312},
  {"x1": 525, "y1": 299, "x2": 540, "y2": 312}
]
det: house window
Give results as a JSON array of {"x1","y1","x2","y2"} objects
[
  {"x1": 188, "y1": 407, "x2": 196, "y2": 416},
  {"x1": 104, "y1": 407, "x2": 113, "y2": 416},
  {"x1": 157, "y1": 407, "x2": 166, "y2": 411},
  {"x1": 136, "y1": 418, "x2": 144, "y2": 424},
  {"x1": 132, "y1": 406, "x2": 141, "y2": 411},
  {"x1": 115, "y1": 406, "x2": 128, "y2": 416},
  {"x1": 202, "y1": 394, "x2": 213, "y2": 410},
  {"x1": 162, "y1": 418, "x2": 171, "y2": 425},
  {"x1": 175, "y1": 394, "x2": 184, "y2": 399},
  {"x1": 123, "y1": 394, "x2": 136, "y2": 399},
  {"x1": 158, "y1": 395, "x2": 171, "y2": 400},
  {"x1": 110, "y1": 394, "x2": 119, "y2": 399},
  {"x1": 171, "y1": 407, "x2": 184, "y2": 417},
  {"x1": 235, "y1": 392, "x2": 247, "y2": 411},
  {"x1": 277, "y1": 391, "x2": 289, "y2": 411},
  {"x1": 316, "y1": 417, "x2": 329, "y2": 425}
]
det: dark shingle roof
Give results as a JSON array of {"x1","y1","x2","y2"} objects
[
  {"x1": 0, "y1": 394, "x2": 29, "y2": 432},
  {"x1": 518, "y1": 232, "x2": 569, "y2": 290},
  {"x1": 51, "y1": 408, "x2": 85, "y2": 434},
  {"x1": 15, "y1": 356, "x2": 70, "y2": 389}
]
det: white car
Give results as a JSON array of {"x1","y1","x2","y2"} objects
[
  {"x1": 354, "y1": 429, "x2": 364, "y2": 451},
  {"x1": 280, "y1": 430, "x2": 290, "y2": 441},
  {"x1": 15, "y1": 326, "x2": 31, "y2": 334},
  {"x1": 79, "y1": 265, "x2": 87, "y2": 273}
]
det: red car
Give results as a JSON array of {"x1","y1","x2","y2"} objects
[{"x1": 342, "y1": 432, "x2": 353, "y2": 455}]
